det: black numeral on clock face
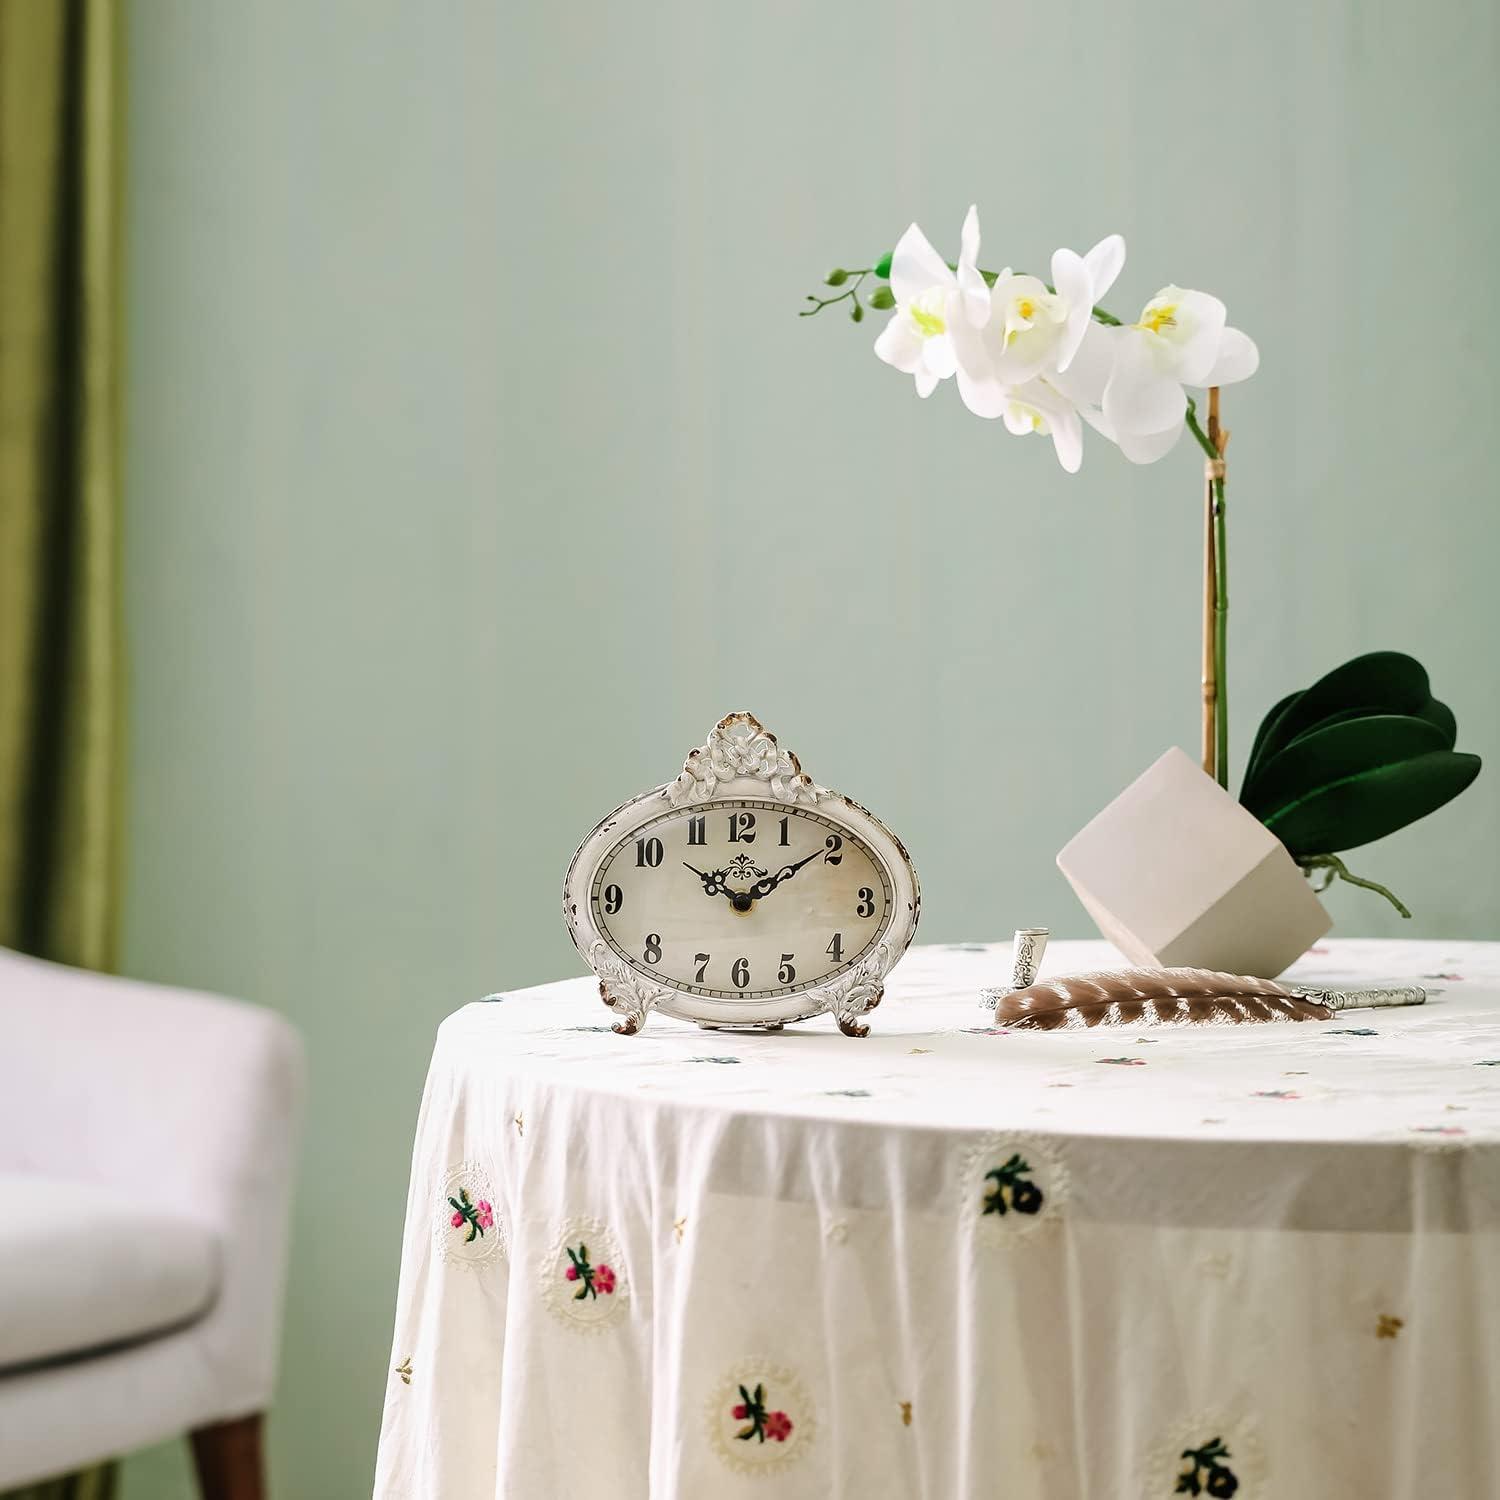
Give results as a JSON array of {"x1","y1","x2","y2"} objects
[
  {"x1": 731, "y1": 957, "x2": 750, "y2": 988},
  {"x1": 856, "y1": 887, "x2": 875, "y2": 918},
  {"x1": 728, "y1": 812, "x2": 757, "y2": 843},
  {"x1": 686, "y1": 815, "x2": 706, "y2": 846},
  {"x1": 602, "y1": 884, "x2": 623, "y2": 914},
  {"x1": 778, "y1": 954, "x2": 796, "y2": 984},
  {"x1": 636, "y1": 837, "x2": 664, "y2": 868},
  {"x1": 779, "y1": 816, "x2": 791, "y2": 846},
  {"x1": 826, "y1": 933, "x2": 844, "y2": 963},
  {"x1": 824, "y1": 834, "x2": 843, "y2": 865},
  {"x1": 643, "y1": 933, "x2": 662, "y2": 966},
  {"x1": 694, "y1": 952, "x2": 710, "y2": 983}
]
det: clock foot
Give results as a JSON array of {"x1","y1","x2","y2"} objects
[
  {"x1": 597, "y1": 974, "x2": 653, "y2": 1036},
  {"x1": 830, "y1": 976, "x2": 883, "y2": 1038}
]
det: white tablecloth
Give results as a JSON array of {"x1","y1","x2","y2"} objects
[{"x1": 373, "y1": 939, "x2": 1500, "y2": 1499}]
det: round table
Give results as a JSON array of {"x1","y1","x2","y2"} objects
[{"x1": 373, "y1": 939, "x2": 1500, "y2": 1499}]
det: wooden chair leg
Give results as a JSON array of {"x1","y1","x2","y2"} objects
[{"x1": 190, "y1": 1412, "x2": 266, "y2": 1500}]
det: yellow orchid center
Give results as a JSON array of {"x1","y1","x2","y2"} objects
[
  {"x1": 907, "y1": 288, "x2": 947, "y2": 339},
  {"x1": 1011, "y1": 401, "x2": 1048, "y2": 434},
  {"x1": 1137, "y1": 301, "x2": 1178, "y2": 335},
  {"x1": 1001, "y1": 280, "x2": 1054, "y2": 346}
]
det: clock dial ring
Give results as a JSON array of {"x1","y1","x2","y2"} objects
[{"x1": 588, "y1": 797, "x2": 896, "y2": 1002}]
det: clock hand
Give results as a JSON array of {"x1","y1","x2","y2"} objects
[
  {"x1": 745, "y1": 848, "x2": 823, "y2": 902},
  {"x1": 683, "y1": 861, "x2": 735, "y2": 901}
]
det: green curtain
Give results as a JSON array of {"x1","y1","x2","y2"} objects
[{"x1": 0, "y1": 0, "x2": 123, "y2": 1496}]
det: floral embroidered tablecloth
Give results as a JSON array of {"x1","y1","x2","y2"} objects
[{"x1": 373, "y1": 939, "x2": 1500, "y2": 1499}]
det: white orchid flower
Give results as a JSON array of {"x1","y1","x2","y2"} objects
[
  {"x1": 873, "y1": 206, "x2": 988, "y2": 398},
  {"x1": 1100, "y1": 286, "x2": 1260, "y2": 463},
  {"x1": 956, "y1": 233, "x2": 1126, "y2": 415},
  {"x1": 994, "y1": 378, "x2": 1085, "y2": 473}
]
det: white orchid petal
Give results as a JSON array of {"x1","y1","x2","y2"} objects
[
  {"x1": 915, "y1": 368, "x2": 939, "y2": 398},
  {"x1": 1083, "y1": 234, "x2": 1126, "y2": 301},
  {"x1": 874, "y1": 315, "x2": 922, "y2": 374},
  {"x1": 1051, "y1": 321, "x2": 1117, "y2": 408},
  {"x1": 1202, "y1": 326, "x2": 1260, "y2": 386},
  {"x1": 957, "y1": 204, "x2": 990, "y2": 327},
  {"x1": 1050, "y1": 403, "x2": 1084, "y2": 473},
  {"x1": 890, "y1": 222, "x2": 954, "y2": 305},
  {"x1": 1001, "y1": 404, "x2": 1032, "y2": 437},
  {"x1": 1165, "y1": 288, "x2": 1227, "y2": 384},
  {"x1": 1104, "y1": 330, "x2": 1187, "y2": 434},
  {"x1": 923, "y1": 333, "x2": 957, "y2": 380},
  {"x1": 1078, "y1": 402, "x2": 1115, "y2": 441},
  {"x1": 957, "y1": 367, "x2": 1007, "y2": 419},
  {"x1": 1051, "y1": 246, "x2": 1093, "y2": 373},
  {"x1": 1115, "y1": 422, "x2": 1184, "y2": 464}
]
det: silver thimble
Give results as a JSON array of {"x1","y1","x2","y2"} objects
[{"x1": 980, "y1": 928, "x2": 1050, "y2": 1009}]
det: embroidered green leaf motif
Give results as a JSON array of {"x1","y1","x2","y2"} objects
[
  {"x1": 982, "y1": 1154, "x2": 1044, "y2": 1217},
  {"x1": 1176, "y1": 1437, "x2": 1238, "y2": 1496}
]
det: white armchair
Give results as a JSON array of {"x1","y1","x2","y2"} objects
[{"x1": 0, "y1": 946, "x2": 304, "y2": 1498}]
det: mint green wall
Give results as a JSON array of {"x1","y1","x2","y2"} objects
[{"x1": 121, "y1": 0, "x2": 1498, "y2": 1493}]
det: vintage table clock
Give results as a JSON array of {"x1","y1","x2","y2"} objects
[{"x1": 563, "y1": 712, "x2": 921, "y2": 1035}]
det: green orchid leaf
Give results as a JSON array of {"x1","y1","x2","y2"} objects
[
  {"x1": 1262, "y1": 750, "x2": 1481, "y2": 858},
  {"x1": 1243, "y1": 715, "x2": 1449, "y2": 819},
  {"x1": 1250, "y1": 652, "x2": 1431, "y2": 772},
  {"x1": 1415, "y1": 696, "x2": 1458, "y2": 748},
  {"x1": 1242, "y1": 691, "x2": 1302, "y2": 789}
]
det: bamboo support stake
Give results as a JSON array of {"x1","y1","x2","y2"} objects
[
  {"x1": 1204, "y1": 388, "x2": 1230, "y2": 788},
  {"x1": 1201, "y1": 447, "x2": 1217, "y2": 777}
]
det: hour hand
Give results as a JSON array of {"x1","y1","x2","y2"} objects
[
  {"x1": 747, "y1": 849, "x2": 822, "y2": 901},
  {"x1": 684, "y1": 861, "x2": 733, "y2": 899}
]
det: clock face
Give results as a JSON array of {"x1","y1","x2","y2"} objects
[{"x1": 589, "y1": 798, "x2": 895, "y2": 1001}]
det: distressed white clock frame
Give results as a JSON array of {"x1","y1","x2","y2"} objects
[{"x1": 562, "y1": 712, "x2": 921, "y2": 1037}]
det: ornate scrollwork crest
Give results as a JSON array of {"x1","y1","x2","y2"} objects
[{"x1": 667, "y1": 711, "x2": 827, "y2": 808}]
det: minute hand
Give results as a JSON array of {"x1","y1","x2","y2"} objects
[{"x1": 747, "y1": 849, "x2": 823, "y2": 901}]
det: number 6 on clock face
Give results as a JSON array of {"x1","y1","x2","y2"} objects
[{"x1": 562, "y1": 713, "x2": 921, "y2": 1037}]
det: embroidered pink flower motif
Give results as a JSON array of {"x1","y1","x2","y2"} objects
[
  {"x1": 446, "y1": 1187, "x2": 490, "y2": 1242},
  {"x1": 564, "y1": 1243, "x2": 616, "y2": 1299},
  {"x1": 733, "y1": 1382, "x2": 791, "y2": 1445}
]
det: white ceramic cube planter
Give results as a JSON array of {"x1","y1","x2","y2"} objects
[{"x1": 1057, "y1": 746, "x2": 1331, "y2": 979}]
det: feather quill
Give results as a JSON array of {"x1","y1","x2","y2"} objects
[{"x1": 994, "y1": 968, "x2": 1334, "y2": 1030}]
